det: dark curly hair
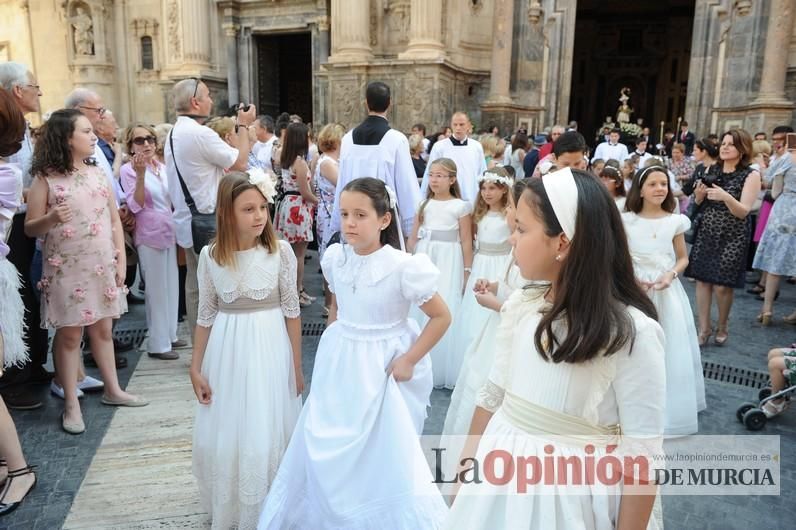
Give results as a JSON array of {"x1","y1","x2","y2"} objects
[{"x1": 30, "y1": 109, "x2": 95, "y2": 177}]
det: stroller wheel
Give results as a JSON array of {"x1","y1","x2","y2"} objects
[
  {"x1": 758, "y1": 387, "x2": 772, "y2": 401},
  {"x1": 736, "y1": 402, "x2": 757, "y2": 422},
  {"x1": 742, "y1": 408, "x2": 767, "y2": 431}
]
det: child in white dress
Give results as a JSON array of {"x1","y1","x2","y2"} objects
[
  {"x1": 445, "y1": 168, "x2": 666, "y2": 530},
  {"x1": 622, "y1": 165, "x2": 706, "y2": 436},
  {"x1": 450, "y1": 167, "x2": 513, "y2": 373},
  {"x1": 259, "y1": 177, "x2": 450, "y2": 529},
  {"x1": 408, "y1": 158, "x2": 473, "y2": 388},
  {"x1": 190, "y1": 172, "x2": 303, "y2": 529}
]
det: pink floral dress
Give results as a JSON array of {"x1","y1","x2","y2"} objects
[
  {"x1": 39, "y1": 165, "x2": 127, "y2": 329},
  {"x1": 275, "y1": 160, "x2": 314, "y2": 243}
]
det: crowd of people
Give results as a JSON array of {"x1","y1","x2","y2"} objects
[{"x1": 0, "y1": 63, "x2": 794, "y2": 528}]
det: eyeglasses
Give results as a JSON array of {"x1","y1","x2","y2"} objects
[
  {"x1": 191, "y1": 77, "x2": 202, "y2": 100},
  {"x1": 25, "y1": 84, "x2": 40, "y2": 91},
  {"x1": 132, "y1": 135, "x2": 156, "y2": 146},
  {"x1": 79, "y1": 105, "x2": 106, "y2": 117}
]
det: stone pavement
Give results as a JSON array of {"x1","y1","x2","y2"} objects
[{"x1": 1, "y1": 251, "x2": 794, "y2": 529}]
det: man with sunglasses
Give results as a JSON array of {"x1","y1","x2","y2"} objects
[{"x1": 165, "y1": 78, "x2": 256, "y2": 335}]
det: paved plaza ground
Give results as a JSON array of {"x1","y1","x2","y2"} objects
[{"x1": 2, "y1": 251, "x2": 794, "y2": 529}]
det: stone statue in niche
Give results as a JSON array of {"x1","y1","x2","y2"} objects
[{"x1": 69, "y1": 5, "x2": 95, "y2": 56}]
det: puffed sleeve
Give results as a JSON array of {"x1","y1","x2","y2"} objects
[
  {"x1": 278, "y1": 241, "x2": 300, "y2": 318},
  {"x1": 196, "y1": 247, "x2": 218, "y2": 327},
  {"x1": 400, "y1": 253, "x2": 440, "y2": 306},
  {"x1": 321, "y1": 243, "x2": 342, "y2": 294},
  {"x1": 613, "y1": 314, "x2": 666, "y2": 481},
  {"x1": 475, "y1": 289, "x2": 523, "y2": 412},
  {"x1": 458, "y1": 199, "x2": 473, "y2": 218},
  {"x1": 675, "y1": 213, "x2": 691, "y2": 236}
]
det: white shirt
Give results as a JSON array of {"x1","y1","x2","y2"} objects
[
  {"x1": 631, "y1": 150, "x2": 653, "y2": 167},
  {"x1": 93, "y1": 142, "x2": 124, "y2": 206},
  {"x1": 6, "y1": 123, "x2": 33, "y2": 213},
  {"x1": 254, "y1": 136, "x2": 276, "y2": 172},
  {"x1": 592, "y1": 141, "x2": 629, "y2": 164},
  {"x1": 421, "y1": 137, "x2": 487, "y2": 204},
  {"x1": 166, "y1": 116, "x2": 238, "y2": 248}
]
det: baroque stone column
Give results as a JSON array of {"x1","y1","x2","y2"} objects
[
  {"x1": 398, "y1": 0, "x2": 444, "y2": 60},
  {"x1": 181, "y1": 0, "x2": 211, "y2": 67},
  {"x1": 484, "y1": 0, "x2": 514, "y2": 104},
  {"x1": 224, "y1": 24, "x2": 239, "y2": 105},
  {"x1": 753, "y1": 0, "x2": 794, "y2": 104},
  {"x1": 329, "y1": 0, "x2": 372, "y2": 62}
]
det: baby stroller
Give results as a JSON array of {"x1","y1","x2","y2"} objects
[{"x1": 736, "y1": 381, "x2": 796, "y2": 431}]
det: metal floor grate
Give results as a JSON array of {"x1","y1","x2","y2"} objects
[
  {"x1": 702, "y1": 361, "x2": 769, "y2": 389},
  {"x1": 302, "y1": 321, "x2": 326, "y2": 336},
  {"x1": 113, "y1": 327, "x2": 149, "y2": 349}
]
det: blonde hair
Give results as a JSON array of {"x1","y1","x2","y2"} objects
[
  {"x1": 418, "y1": 158, "x2": 461, "y2": 224},
  {"x1": 480, "y1": 134, "x2": 504, "y2": 159},
  {"x1": 211, "y1": 172, "x2": 279, "y2": 268},
  {"x1": 473, "y1": 167, "x2": 511, "y2": 224},
  {"x1": 408, "y1": 133, "x2": 425, "y2": 155},
  {"x1": 206, "y1": 116, "x2": 235, "y2": 141},
  {"x1": 317, "y1": 123, "x2": 345, "y2": 153},
  {"x1": 153, "y1": 123, "x2": 173, "y2": 158}
]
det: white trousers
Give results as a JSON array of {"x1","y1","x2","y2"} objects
[{"x1": 138, "y1": 244, "x2": 179, "y2": 353}]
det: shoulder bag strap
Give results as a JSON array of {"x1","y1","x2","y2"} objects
[{"x1": 169, "y1": 127, "x2": 200, "y2": 216}]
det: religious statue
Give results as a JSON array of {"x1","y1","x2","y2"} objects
[
  {"x1": 69, "y1": 6, "x2": 95, "y2": 56},
  {"x1": 616, "y1": 87, "x2": 633, "y2": 124}
]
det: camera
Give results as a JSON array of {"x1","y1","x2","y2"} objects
[
  {"x1": 701, "y1": 173, "x2": 718, "y2": 187},
  {"x1": 226, "y1": 103, "x2": 252, "y2": 117}
]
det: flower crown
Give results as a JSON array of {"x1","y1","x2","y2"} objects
[
  {"x1": 247, "y1": 167, "x2": 277, "y2": 204},
  {"x1": 477, "y1": 170, "x2": 514, "y2": 187}
]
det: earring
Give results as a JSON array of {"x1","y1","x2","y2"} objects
[{"x1": 555, "y1": 254, "x2": 562, "y2": 262}]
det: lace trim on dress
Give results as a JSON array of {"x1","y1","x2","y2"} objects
[
  {"x1": 332, "y1": 244, "x2": 405, "y2": 288},
  {"x1": 197, "y1": 251, "x2": 219, "y2": 327},
  {"x1": 278, "y1": 241, "x2": 300, "y2": 318},
  {"x1": 212, "y1": 254, "x2": 280, "y2": 304},
  {"x1": 475, "y1": 379, "x2": 505, "y2": 413}
]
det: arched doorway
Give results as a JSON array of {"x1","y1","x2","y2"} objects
[{"x1": 569, "y1": 0, "x2": 696, "y2": 147}]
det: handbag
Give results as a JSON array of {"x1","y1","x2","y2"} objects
[
  {"x1": 684, "y1": 198, "x2": 703, "y2": 245},
  {"x1": 168, "y1": 130, "x2": 216, "y2": 252}
]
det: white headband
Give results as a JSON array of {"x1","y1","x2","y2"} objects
[
  {"x1": 478, "y1": 171, "x2": 514, "y2": 188},
  {"x1": 542, "y1": 168, "x2": 578, "y2": 241}
]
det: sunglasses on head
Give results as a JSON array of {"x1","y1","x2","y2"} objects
[{"x1": 132, "y1": 135, "x2": 156, "y2": 146}]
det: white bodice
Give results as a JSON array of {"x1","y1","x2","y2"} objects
[
  {"x1": 197, "y1": 240, "x2": 300, "y2": 326},
  {"x1": 322, "y1": 243, "x2": 439, "y2": 330},
  {"x1": 418, "y1": 198, "x2": 471, "y2": 232},
  {"x1": 622, "y1": 212, "x2": 690, "y2": 282},
  {"x1": 475, "y1": 211, "x2": 511, "y2": 247}
]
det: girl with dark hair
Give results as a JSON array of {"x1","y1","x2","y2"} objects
[
  {"x1": 599, "y1": 159, "x2": 627, "y2": 210},
  {"x1": 0, "y1": 87, "x2": 37, "y2": 516},
  {"x1": 190, "y1": 171, "x2": 301, "y2": 529},
  {"x1": 25, "y1": 109, "x2": 148, "y2": 436},
  {"x1": 623, "y1": 166, "x2": 706, "y2": 435},
  {"x1": 408, "y1": 158, "x2": 474, "y2": 389},
  {"x1": 445, "y1": 168, "x2": 665, "y2": 529},
  {"x1": 274, "y1": 122, "x2": 318, "y2": 307},
  {"x1": 259, "y1": 177, "x2": 449, "y2": 529},
  {"x1": 685, "y1": 129, "x2": 761, "y2": 346}
]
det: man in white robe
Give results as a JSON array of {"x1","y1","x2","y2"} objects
[
  {"x1": 592, "y1": 127, "x2": 629, "y2": 164},
  {"x1": 331, "y1": 81, "x2": 420, "y2": 239},
  {"x1": 420, "y1": 112, "x2": 486, "y2": 204}
]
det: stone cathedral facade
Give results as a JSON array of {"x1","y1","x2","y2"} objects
[{"x1": 1, "y1": 0, "x2": 794, "y2": 138}]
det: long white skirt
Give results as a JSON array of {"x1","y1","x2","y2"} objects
[
  {"x1": 0, "y1": 259, "x2": 27, "y2": 369},
  {"x1": 412, "y1": 239, "x2": 464, "y2": 388},
  {"x1": 646, "y1": 278, "x2": 706, "y2": 435},
  {"x1": 193, "y1": 307, "x2": 302, "y2": 530},
  {"x1": 258, "y1": 319, "x2": 447, "y2": 529},
  {"x1": 449, "y1": 250, "x2": 511, "y2": 386}
]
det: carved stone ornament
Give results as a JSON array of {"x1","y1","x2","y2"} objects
[
  {"x1": 167, "y1": 0, "x2": 182, "y2": 59},
  {"x1": 734, "y1": 0, "x2": 753, "y2": 17},
  {"x1": 69, "y1": 3, "x2": 95, "y2": 56}
]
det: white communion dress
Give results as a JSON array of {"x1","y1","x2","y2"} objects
[
  {"x1": 450, "y1": 211, "x2": 513, "y2": 378},
  {"x1": 444, "y1": 287, "x2": 666, "y2": 530},
  {"x1": 258, "y1": 243, "x2": 448, "y2": 529},
  {"x1": 622, "y1": 212, "x2": 706, "y2": 435},
  {"x1": 192, "y1": 241, "x2": 303, "y2": 530},
  {"x1": 412, "y1": 197, "x2": 472, "y2": 388}
]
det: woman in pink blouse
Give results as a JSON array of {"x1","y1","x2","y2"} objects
[{"x1": 120, "y1": 123, "x2": 183, "y2": 360}]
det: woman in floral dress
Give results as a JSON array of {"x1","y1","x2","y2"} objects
[
  {"x1": 26, "y1": 109, "x2": 147, "y2": 435},
  {"x1": 274, "y1": 122, "x2": 318, "y2": 307}
]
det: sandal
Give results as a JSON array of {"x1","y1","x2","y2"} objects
[
  {"x1": 783, "y1": 313, "x2": 796, "y2": 325},
  {"x1": 698, "y1": 328, "x2": 712, "y2": 347},
  {"x1": 298, "y1": 292, "x2": 313, "y2": 307},
  {"x1": 746, "y1": 284, "x2": 765, "y2": 295},
  {"x1": 0, "y1": 460, "x2": 6, "y2": 488},
  {"x1": 714, "y1": 326, "x2": 729, "y2": 346},
  {"x1": 300, "y1": 289, "x2": 317, "y2": 302},
  {"x1": 0, "y1": 465, "x2": 37, "y2": 516},
  {"x1": 762, "y1": 399, "x2": 789, "y2": 418},
  {"x1": 757, "y1": 312, "x2": 773, "y2": 326}
]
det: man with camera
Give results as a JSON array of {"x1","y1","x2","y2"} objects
[{"x1": 165, "y1": 79, "x2": 256, "y2": 334}]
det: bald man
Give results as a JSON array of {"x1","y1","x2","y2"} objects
[{"x1": 420, "y1": 112, "x2": 486, "y2": 204}]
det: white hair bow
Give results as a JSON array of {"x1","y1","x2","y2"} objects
[{"x1": 247, "y1": 167, "x2": 277, "y2": 204}]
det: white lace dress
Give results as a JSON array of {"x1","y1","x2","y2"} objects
[
  {"x1": 193, "y1": 241, "x2": 302, "y2": 530},
  {"x1": 444, "y1": 288, "x2": 666, "y2": 529},
  {"x1": 258, "y1": 243, "x2": 448, "y2": 529},
  {"x1": 450, "y1": 211, "x2": 512, "y2": 378}
]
